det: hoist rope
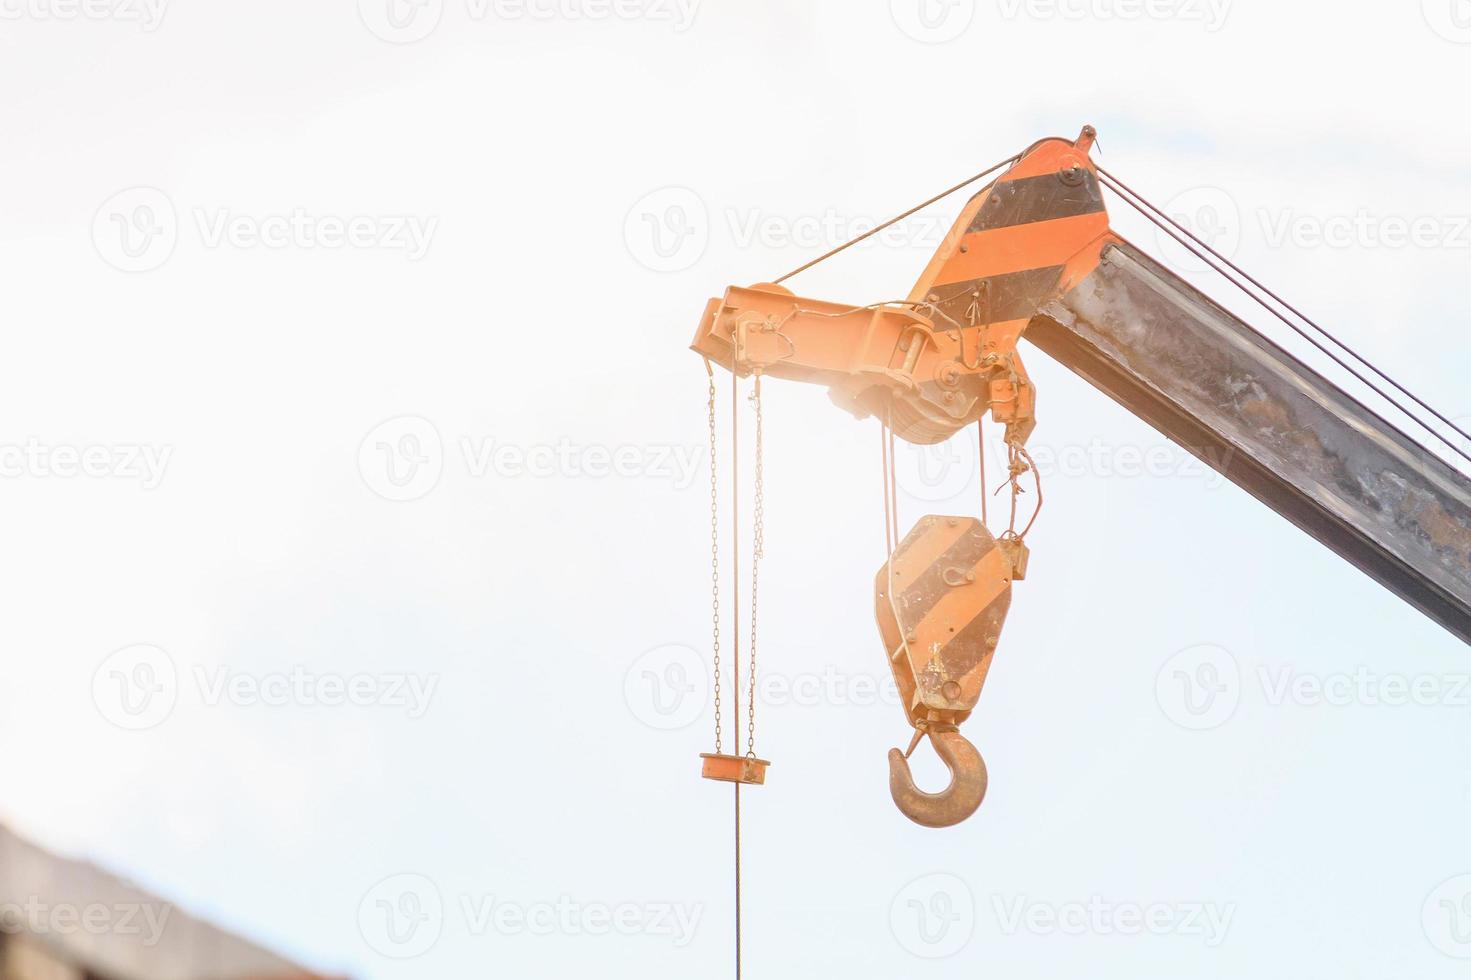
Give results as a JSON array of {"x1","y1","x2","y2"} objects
[
  {"x1": 772, "y1": 153, "x2": 1021, "y2": 285},
  {"x1": 705, "y1": 142, "x2": 1469, "y2": 980},
  {"x1": 728, "y1": 344, "x2": 743, "y2": 980}
]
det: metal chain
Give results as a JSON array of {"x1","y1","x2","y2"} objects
[
  {"x1": 745, "y1": 374, "x2": 764, "y2": 758},
  {"x1": 705, "y1": 360, "x2": 723, "y2": 755}
]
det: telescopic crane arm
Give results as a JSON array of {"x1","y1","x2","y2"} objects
[{"x1": 692, "y1": 126, "x2": 1471, "y2": 827}]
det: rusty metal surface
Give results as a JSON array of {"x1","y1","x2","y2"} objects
[
  {"x1": 887, "y1": 726, "x2": 988, "y2": 829},
  {"x1": 1030, "y1": 241, "x2": 1471, "y2": 644}
]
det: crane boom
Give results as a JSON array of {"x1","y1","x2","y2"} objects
[
  {"x1": 1028, "y1": 240, "x2": 1471, "y2": 644},
  {"x1": 691, "y1": 127, "x2": 1471, "y2": 826}
]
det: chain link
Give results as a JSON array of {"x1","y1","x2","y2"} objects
[
  {"x1": 745, "y1": 374, "x2": 765, "y2": 758},
  {"x1": 706, "y1": 363, "x2": 723, "y2": 754}
]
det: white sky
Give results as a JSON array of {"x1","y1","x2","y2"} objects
[{"x1": 3, "y1": 1, "x2": 1471, "y2": 978}]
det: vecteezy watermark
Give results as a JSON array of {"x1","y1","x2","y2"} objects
[
  {"x1": 1422, "y1": 0, "x2": 1471, "y2": 43},
  {"x1": 1150, "y1": 191, "x2": 1471, "y2": 260},
  {"x1": 1157, "y1": 646, "x2": 1471, "y2": 730},
  {"x1": 0, "y1": 897, "x2": 173, "y2": 947},
  {"x1": 93, "y1": 187, "x2": 177, "y2": 273},
  {"x1": 890, "y1": 873, "x2": 975, "y2": 958},
  {"x1": 892, "y1": 433, "x2": 1232, "y2": 504},
  {"x1": 1424, "y1": 874, "x2": 1471, "y2": 958},
  {"x1": 1258, "y1": 666, "x2": 1471, "y2": 709},
  {"x1": 625, "y1": 190, "x2": 960, "y2": 273},
  {"x1": 992, "y1": 895, "x2": 1236, "y2": 946},
  {"x1": 726, "y1": 207, "x2": 952, "y2": 254},
  {"x1": 1417, "y1": 413, "x2": 1471, "y2": 488},
  {"x1": 460, "y1": 894, "x2": 702, "y2": 946},
  {"x1": 624, "y1": 187, "x2": 709, "y2": 273},
  {"x1": 358, "y1": 416, "x2": 444, "y2": 503},
  {"x1": 193, "y1": 209, "x2": 436, "y2": 259},
  {"x1": 356, "y1": 873, "x2": 701, "y2": 959},
  {"x1": 624, "y1": 643, "x2": 707, "y2": 731},
  {"x1": 1258, "y1": 208, "x2": 1471, "y2": 251},
  {"x1": 357, "y1": 415, "x2": 703, "y2": 502},
  {"x1": 1155, "y1": 643, "x2": 1241, "y2": 731},
  {"x1": 623, "y1": 644, "x2": 903, "y2": 730},
  {"x1": 92, "y1": 644, "x2": 179, "y2": 731},
  {"x1": 1153, "y1": 186, "x2": 1241, "y2": 274},
  {"x1": 0, "y1": 439, "x2": 172, "y2": 489},
  {"x1": 358, "y1": 0, "x2": 699, "y2": 43},
  {"x1": 890, "y1": 0, "x2": 975, "y2": 43},
  {"x1": 996, "y1": 0, "x2": 1230, "y2": 30},
  {"x1": 193, "y1": 666, "x2": 438, "y2": 718},
  {"x1": 92, "y1": 646, "x2": 439, "y2": 731},
  {"x1": 357, "y1": 0, "x2": 445, "y2": 43},
  {"x1": 359, "y1": 874, "x2": 445, "y2": 959},
  {"x1": 92, "y1": 187, "x2": 437, "y2": 272},
  {"x1": 0, "y1": 0, "x2": 167, "y2": 29}
]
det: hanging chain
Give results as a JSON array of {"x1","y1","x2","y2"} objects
[
  {"x1": 705, "y1": 360, "x2": 723, "y2": 755},
  {"x1": 745, "y1": 374, "x2": 765, "y2": 758}
]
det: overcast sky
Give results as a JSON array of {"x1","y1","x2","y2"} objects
[{"x1": 3, "y1": 2, "x2": 1471, "y2": 978}]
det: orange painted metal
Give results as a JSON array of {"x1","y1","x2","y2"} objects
[
  {"x1": 692, "y1": 127, "x2": 1118, "y2": 452},
  {"x1": 689, "y1": 126, "x2": 1119, "y2": 827},
  {"x1": 700, "y1": 753, "x2": 771, "y2": 785}
]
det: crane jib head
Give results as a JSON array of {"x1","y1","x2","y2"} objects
[{"x1": 689, "y1": 126, "x2": 1117, "y2": 449}]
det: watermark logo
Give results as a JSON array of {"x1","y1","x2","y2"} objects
[
  {"x1": 0, "y1": 898, "x2": 173, "y2": 946},
  {"x1": 624, "y1": 643, "x2": 706, "y2": 730},
  {"x1": 890, "y1": 0, "x2": 974, "y2": 42},
  {"x1": 1155, "y1": 643, "x2": 1240, "y2": 730},
  {"x1": 93, "y1": 189, "x2": 436, "y2": 271},
  {"x1": 359, "y1": 416, "x2": 445, "y2": 502},
  {"x1": 1155, "y1": 186, "x2": 1239, "y2": 275},
  {"x1": 92, "y1": 644, "x2": 178, "y2": 731},
  {"x1": 93, "y1": 187, "x2": 177, "y2": 273},
  {"x1": 359, "y1": 874, "x2": 444, "y2": 959},
  {"x1": 890, "y1": 873, "x2": 974, "y2": 958},
  {"x1": 996, "y1": 0, "x2": 1230, "y2": 30},
  {"x1": 358, "y1": 0, "x2": 444, "y2": 42},
  {"x1": 1259, "y1": 666, "x2": 1471, "y2": 709},
  {"x1": 894, "y1": 433, "x2": 1230, "y2": 505},
  {"x1": 1258, "y1": 208, "x2": 1471, "y2": 251},
  {"x1": 359, "y1": 0, "x2": 698, "y2": 40},
  {"x1": 92, "y1": 654, "x2": 438, "y2": 728},
  {"x1": 193, "y1": 209, "x2": 436, "y2": 259},
  {"x1": 894, "y1": 437, "x2": 978, "y2": 503},
  {"x1": 193, "y1": 666, "x2": 438, "y2": 718},
  {"x1": 1423, "y1": 0, "x2": 1471, "y2": 43},
  {"x1": 1423, "y1": 874, "x2": 1471, "y2": 958},
  {"x1": 0, "y1": 0, "x2": 168, "y2": 30},
  {"x1": 624, "y1": 187, "x2": 708, "y2": 272},
  {"x1": 993, "y1": 895, "x2": 1235, "y2": 945},
  {"x1": 358, "y1": 418, "x2": 701, "y2": 501},
  {"x1": 460, "y1": 894, "x2": 702, "y2": 945},
  {"x1": 0, "y1": 439, "x2": 172, "y2": 488},
  {"x1": 1414, "y1": 413, "x2": 1471, "y2": 484}
]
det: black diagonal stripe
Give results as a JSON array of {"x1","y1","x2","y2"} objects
[
  {"x1": 930, "y1": 266, "x2": 1065, "y2": 326},
  {"x1": 897, "y1": 525, "x2": 998, "y2": 626},
  {"x1": 941, "y1": 587, "x2": 1012, "y2": 677},
  {"x1": 967, "y1": 170, "x2": 1104, "y2": 233}
]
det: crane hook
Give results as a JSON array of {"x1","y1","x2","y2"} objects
[{"x1": 887, "y1": 725, "x2": 988, "y2": 828}]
